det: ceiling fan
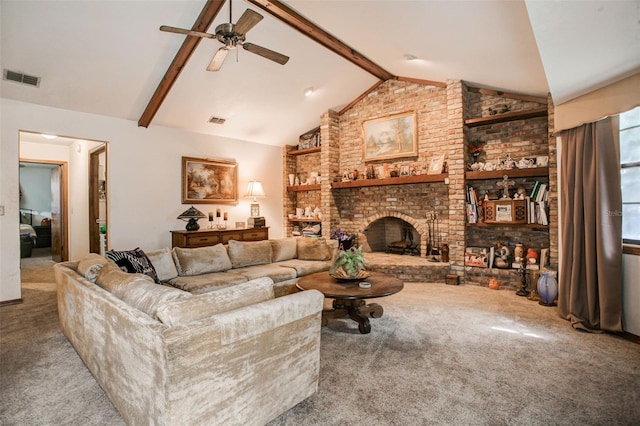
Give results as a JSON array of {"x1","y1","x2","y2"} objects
[{"x1": 160, "y1": 1, "x2": 289, "y2": 71}]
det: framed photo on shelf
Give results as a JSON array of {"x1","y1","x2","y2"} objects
[
  {"x1": 362, "y1": 111, "x2": 417, "y2": 162},
  {"x1": 182, "y1": 156, "x2": 238, "y2": 205},
  {"x1": 428, "y1": 154, "x2": 445, "y2": 175}
]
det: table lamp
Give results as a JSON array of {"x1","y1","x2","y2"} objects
[
  {"x1": 177, "y1": 206, "x2": 206, "y2": 231},
  {"x1": 245, "y1": 180, "x2": 266, "y2": 217}
]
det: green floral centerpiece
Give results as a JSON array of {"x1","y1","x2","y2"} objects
[{"x1": 329, "y1": 246, "x2": 369, "y2": 281}]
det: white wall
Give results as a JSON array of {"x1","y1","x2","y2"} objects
[{"x1": 1, "y1": 99, "x2": 284, "y2": 302}]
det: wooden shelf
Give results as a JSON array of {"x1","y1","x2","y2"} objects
[
  {"x1": 464, "y1": 107, "x2": 547, "y2": 128},
  {"x1": 288, "y1": 218, "x2": 321, "y2": 223},
  {"x1": 466, "y1": 167, "x2": 548, "y2": 180},
  {"x1": 331, "y1": 173, "x2": 447, "y2": 189},
  {"x1": 466, "y1": 222, "x2": 548, "y2": 229},
  {"x1": 287, "y1": 147, "x2": 321, "y2": 156},
  {"x1": 287, "y1": 184, "x2": 321, "y2": 192}
]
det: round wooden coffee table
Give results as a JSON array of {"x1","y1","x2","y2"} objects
[{"x1": 296, "y1": 271, "x2": 404, "y2": 334}]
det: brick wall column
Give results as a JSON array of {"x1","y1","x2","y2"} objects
[
  {"x1": 282, "y1": 145, "x2": 297, "y2": 236},
  {"x1": 320, "y1": 109, "x2": 340, "y2": 238},
  {"x1": 547, "y1": 94, "x2": 558, "y2": 267},
  {"x1": 446, "y1": 80, "x2": 466, "y2": 279}
]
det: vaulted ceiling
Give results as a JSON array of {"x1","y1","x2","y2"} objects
[{"x1": 2, "y1": 0, "x2": 638, "y2": 147}]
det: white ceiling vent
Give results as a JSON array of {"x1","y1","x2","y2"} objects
[
  {"x1": 3, "y1": 69, "x2": 41, "y2": 87},
  {"x1": 208, "y1": 116, "x2": 226, "y2": 125}
]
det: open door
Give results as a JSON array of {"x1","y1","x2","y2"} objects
[{"x1": 50, "y1": 164, "x2": 68, "y2": 262}]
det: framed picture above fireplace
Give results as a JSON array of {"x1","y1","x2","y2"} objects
[{"x1": 363, "y1": 111, "x2": 417, "y2": 162}]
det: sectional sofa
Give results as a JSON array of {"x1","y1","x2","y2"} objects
[{"x1": 54, "y1": 237, "x2": 338, "y2": 425}]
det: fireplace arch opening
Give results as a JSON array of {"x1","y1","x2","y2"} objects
[{"x1": 364, "y1": 217, "x2": 420, "y2": 256}]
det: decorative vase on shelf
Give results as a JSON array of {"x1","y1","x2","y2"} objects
[
  {"x1": 537, "y1": 271, "x2": 558, "y2": 306},
  {"x1": 514, "y1": 244, "x2": 524, "y2": 264}
]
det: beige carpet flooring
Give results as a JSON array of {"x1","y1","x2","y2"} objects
[{"x1": 1, "y1": 259, "x2": 639, "y2": 425}]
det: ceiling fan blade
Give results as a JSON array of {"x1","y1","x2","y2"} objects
[
  {"x1": 234, "y1": 9, "x2": 263, "y2": 35},
  {"x1": 207, "y1": 47, "x2": 229, "y2": 71},
  {"x1": 160, "y1": 25, "x2": 214, "y2": 39},
  {"x1": 242, "y1": 42, "x2": 289, "y2": 65}
]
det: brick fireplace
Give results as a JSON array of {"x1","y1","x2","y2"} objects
[
  {"x1": 329, "y1": 181, "x2": 449, "y2": 260},
  {"x1": 284, "y1": 78, "x2": 556, "y2": 288}
]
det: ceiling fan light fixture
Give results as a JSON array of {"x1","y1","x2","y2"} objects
[{"x1": 404, "y1": 53, "x2": 418, "y2": 61}]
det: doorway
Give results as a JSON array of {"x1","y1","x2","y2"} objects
[
  {"x1": 18, "y1": 131, "x2": 109, "y2": 266},
  {"x1": 18, "y1": 160, "x2": 68, "y2": 263}
]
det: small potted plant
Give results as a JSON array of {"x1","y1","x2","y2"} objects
[
  {"x1": 329, "y1": 245, "x2": 368, "y2": 281},
  {"x1": 330, "y1": 229, "x2": 355, "y2": 250}
]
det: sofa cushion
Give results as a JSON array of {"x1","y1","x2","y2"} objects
[
  {"x1": 172, "y1": 244, "x2": 232, "y2": 276},
  {"x1": 156, "y1": 278, "x2": 274, "y2": 326},
  {"x1": 166, "y1": 271, "x2": 249, "y2": 294},
  {"x1": 113, "y1": 280, "x2": 190, "y2": 320},
  {"x1": 270, "y1": 237, "x2": 298, "y2": 262},
  {"x1": 95, "y1": 262, "x2": 155, "y2": 293},
  {"x1": 297, "y1": 238, "x2": 331, "y2": 261},
  {"x1": 232, "y1": 264, "x2": 298, "y2": 283},
  {"x1": 275, "y1": 259, "x2": 334, "y2": 277},
  {"x1": 77, "y1": 253, "x2": 109, "y2": 283},
  {"x1": 228, "y1": 240, "x2": 272, "y2": 268},
  {"x1": 105, "y1": 247, "x2": 160, "y2": 284},
  {"x1": 146, "y1": 247, "x2": 179, "y2": 282}
]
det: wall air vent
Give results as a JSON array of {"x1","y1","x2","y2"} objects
[
  {"x1": 3, "y1": 69, "x2": 41, "y2": 87},
  {"x1": 208, "y1": 116, "x2": 226, "y2": 125}
]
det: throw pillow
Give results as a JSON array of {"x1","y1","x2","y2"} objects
[
  {"x1": 228, "y1": 240, "x2": 272, "y2": 268},
  {"x1": 270, "y1": 237, "x2": 297, "y2": 262},
  {"x1": 105, "y1": 248, "x2": 160, "y2": 284},
  {"x1": 297, "y1": 238, "x2": 331, "y2": 261},
  {"x1": 172, "y1": 244, "x2": 232, "y2": 276},
  {"x1": 156, "y1": 277, "x2": 274, "y2": 326},
  {"x1": 145, "y1": 247, "x2": 179, "y2": 282}
]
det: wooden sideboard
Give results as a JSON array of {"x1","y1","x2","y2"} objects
[{"x1": 171, "y1": 227, "x2": 269, "y2": 249}]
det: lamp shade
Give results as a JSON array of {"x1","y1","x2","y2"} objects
[
  {"x1": 177, "y1": 206, "x2": 206, "y2": 231},
  {"x1": 244, "y1": 181, "x2": 266, "y2": 201}
]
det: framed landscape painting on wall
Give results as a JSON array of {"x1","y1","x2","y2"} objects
[
  {"x1": 363, "y1": 111, "x2": 417, "y2": 162},
  {"x1": 182, "y1": 156, "x2": 238, "y2": 204}
]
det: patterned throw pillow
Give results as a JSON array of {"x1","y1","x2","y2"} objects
[{"x1": 105, "y1": 248, "x2": 161, "y2": 284}]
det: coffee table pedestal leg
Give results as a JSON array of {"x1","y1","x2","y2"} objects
[{"x1": 331, "y1": 299, "x2": 386, "y2": 334}]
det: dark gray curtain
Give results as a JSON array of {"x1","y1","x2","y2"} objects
[{"x1": 558, "y1": 117, "x2": 623, "y2": 332}]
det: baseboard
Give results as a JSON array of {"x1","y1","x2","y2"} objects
[
  {"x1": 617, "y1": 331, "x2": 640, "y2": 345},
  {"x1": 0, "y1": 298, "x2": 23, "y2": 307}
]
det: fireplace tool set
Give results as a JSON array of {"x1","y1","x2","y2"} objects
[{"x1": 427, "y1": 211, "x2": 442, "y2": 261}]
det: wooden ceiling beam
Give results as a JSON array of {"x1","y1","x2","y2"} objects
[
  {"x1": 138, "y1": 0, "x2": 226, "y2": 128},
  {"x1": 245, "y1": 0, "x2": 395, "y2": 81}
]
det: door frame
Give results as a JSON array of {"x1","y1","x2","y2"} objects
[
  {"x1": 89, "y1": 145, "x2": 108, "y2": 254},
  {"x1": 19, "y1": 158, "x2": 69, "y2": 262}
]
